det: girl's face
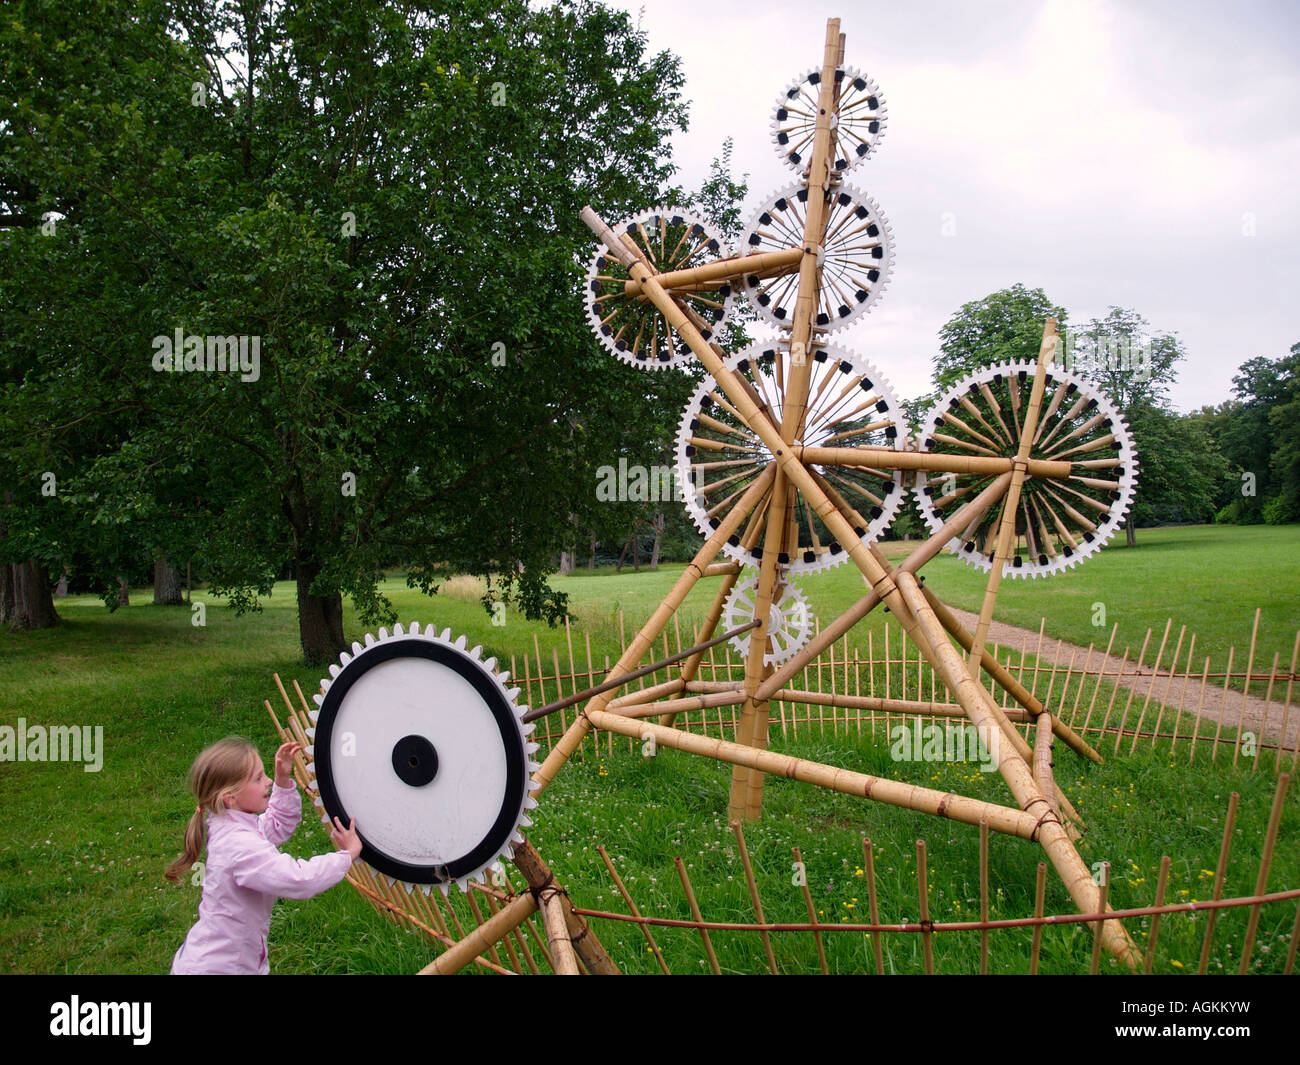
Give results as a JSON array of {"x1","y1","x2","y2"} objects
[{"x1": 226, "y1": 758, "x2": 272, "y2": 815}]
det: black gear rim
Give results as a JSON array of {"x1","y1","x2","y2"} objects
[{"x1": 313, "y1": 638, "x2": 528, "y2": 886}]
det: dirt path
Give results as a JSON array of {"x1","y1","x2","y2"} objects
[{"x1": 946, "y1": 608, "x2": 1300, "y2": 758}]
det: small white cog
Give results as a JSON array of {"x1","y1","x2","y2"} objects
[{"x1": 722, "y1": 575, "x2": 814, "y2": 666}]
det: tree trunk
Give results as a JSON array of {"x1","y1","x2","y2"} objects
[
  {"x1": 0, "y1": 563, "x2": 15, "y2": 623},
  {"x1": 632, "y1": 527, "x2": 641, "y2": 572},
  {"x1": 649, "y1": 512, "x2": 665, "y2": 571},
  {"x1": 9, "y1": 559, "x2": 59, "y2": 629},
  {"x1": 588, "y1": 533, "x2": 596, "y2": 570},
  {"x1": 1125, "y1": 518, "x2": 1137, "y2": 548},
  {"x1": 559, "y1": 550, "x2": 574, "y2": 574},
  {"x1": 116, "y1": 576, "x2": 130, "y2": 607},
  {"x1": 153, "y1": 557, "x2": 185, "y2": 605},
  {"x1": 615, "y1": 536, "x2": 631, "y2": 573},
  {"x1": 54, "y1": 569, "x2": 68, "y2": 597},
  {"x1": 296, "y1": 559, "x2": 345, "y2": 664}
]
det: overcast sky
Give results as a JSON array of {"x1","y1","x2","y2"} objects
[{"x1": 594, "y1": 0, "x2": 1300, "y2": 411}]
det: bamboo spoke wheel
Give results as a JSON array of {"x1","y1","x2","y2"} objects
[
  {"x1": 914, "y1": 362, "x2": 1138, "y2": 577},
  {"x1": 772, "y1": 66, "x2": 887, "y2": 174},
  {"x1": 585, "y1": 209, "x2": 734, "y2": 370},
  {"x1": 740, "y1": 183, "x2": 893, "y2": 330},
  {"x1": 675, "y1": 341, "x2": 905, "y2": 574}
]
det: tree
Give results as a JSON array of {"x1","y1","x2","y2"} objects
[
  {"x1": 1065, "y1": 308, "x2": 1190, "y2": 545},
  {"x1": 2, "y1": 0, "x2": 696, "y2": 661},
  {"x1": 1217, "y1": 345, "x2": 1300, "y2": 523},
  {"x1": 932, "y1": 284, "x2": 1068, "y2": 391}
]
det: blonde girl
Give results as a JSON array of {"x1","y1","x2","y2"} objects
[{"x1": 166, "y1": 736, "x2": 360, "y2": 974}]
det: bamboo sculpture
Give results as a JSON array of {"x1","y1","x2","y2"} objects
[
  {"x1": 564, "y1": 16, "x2": 1141, "y2": 967},
  {"x1": 274, "y1": 15, "x2": 1144, "y2": 973}
]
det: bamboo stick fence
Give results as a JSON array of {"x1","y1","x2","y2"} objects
[
  {"x1": 270, "y1": 608, "x2": 1299, "y2": 974},
  {"x1": 512, "y1": 610, "x2": 1300, "y2": 773}
]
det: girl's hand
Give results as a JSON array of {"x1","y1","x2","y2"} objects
[
  {"x1": 274, "y1": 741, "x2": 302, "y2": 787},
  {"x1": 330, "y1": 816, "x2": 362, "y2": 860}
]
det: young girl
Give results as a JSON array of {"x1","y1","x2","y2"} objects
[{"x1": 165, "y1": 736, "x2": 361, "y2": 974}]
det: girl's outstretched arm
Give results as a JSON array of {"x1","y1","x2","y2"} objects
[
  {"x1": 230, "y1": 834, "x2": 354, "y2": 900},
  {"x1": 260, "y1": 741, "x2": 304, "y2": 845}
]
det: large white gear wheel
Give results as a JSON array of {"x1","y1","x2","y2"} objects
[
  {"x1": 722, "y1": 575, "x2": 814, "y2": 666},
  {"x1": 676, "y1": 340, "x2": 905, "y2": 576},
  {"x1": 585, "y1": 208, "x2": 734, "y2": 371},
  {"x1": 772, "y1": 65, "x2": 887, "y2": 175},
  {"x1": 304, "y1": 623, "x2": 539, "y2": 895},
  {"x1": 914, "y1": 362, "x2": 1139, "y2": 578},
  {"x1": 739, "y1": 183, "x2": 894, "y2": 333}
]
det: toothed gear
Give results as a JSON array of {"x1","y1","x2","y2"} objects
[
  {"x1": 914, "y1": 362, "x2": 1139, "y2": 578},
  {"x1": 305, "y1": 623, "x2": 539, "y2": 894},
  {"x1": 676, "y1": 340, "x2": 905, "y2": 575},
  {"x1": 722, "y1": 575, "x2": 814, "y2": 666},
  {"x1": 740, "y1": 183, "x2": 894, "y2": 332},
  {"x1": 772, "y1": 66, "x2": 887, "y2": 175},
  {"x1": 585, "y1": 208, "x2": 734, "y2": 371}
]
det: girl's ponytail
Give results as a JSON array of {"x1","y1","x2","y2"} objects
[
  {"x1": 164, "y1": 807, "x2": 208, "y2": 883},
  {"x1": 164, "y1": 738, "x2": 260, "y2": 884}
]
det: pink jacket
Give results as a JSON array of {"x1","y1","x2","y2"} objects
[{"x1": 170, "y1": 781, "x2": 352, "y2": 974}]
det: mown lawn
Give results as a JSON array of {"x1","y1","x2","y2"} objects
[{"x1": 1, "y1": 524, "x2": 1296, "y2": 973}]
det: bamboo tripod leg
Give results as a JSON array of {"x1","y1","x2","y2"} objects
[
  {"x1": 730, "y1": 469, "x2": 790, "y2": 819},
  {"x1": 658, "y1": 564, "x2": 742, "y2": 727},
  {"x1": 894, "y1": 572, "x2": 1139, "y2": 967},
  {"x1": 418, "y1": 892, "x2": 538, "y2": 975},
  {"x1": 531, "y1": 464, "x2": 776, "y2": 795},
  {"x1": 965, "y1": 320, "x2": 1057, "y2": 677},
  {"x1": 922, "y1": 584, "x2": 1101, "y2": 763}
]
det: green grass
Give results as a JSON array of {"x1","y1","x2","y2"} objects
[{"x1": 1, "y1": 524, "x2": 1297, "y2": 974}]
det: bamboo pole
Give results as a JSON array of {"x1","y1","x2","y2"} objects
[
  {"x1": 797, "y1": 445, "x2": 1071, "y2": 479},
  {"x1": 733, "y1": 821, "x2": 778, "y2": 974},
  {"x1": 863, "y1": 838, "x2": 884, "y2": 974},
  {"x1": 1238, "y1": 773, "x2": 1290, "y2": 973},
  {"x1": 531, "y1": 464, "x2": 775, "y2": 795},
  {"x1": 793, "y1": 845, "x2": 828, "y2": 973},
  {"x1": 587, "y1": 709, "x2": 1040, "y2": 837},
  {"x1": 965, "y1": 319, "x2": 1058, "y2": 678},
  {"x1": 1197, "y1": 791, "x2": 1238, "y2": 974},
  {"x1": 920, "y1": 584, "x2": 1100, "y2": 763},
  {"x1": 979, "y1": 822, "x2": 990, "y2": 975},
  {"x1": 621, "y1": 246, "x2": 803, "y2": 296},
  {"x1": 512, "y1": 839, "x2": 618, "y2": 975},
  {"x1": 1029, "y1": 862, "x2": 1047, "y2": 975},
  {"x1": 1234, "y1": 608, "x2": 1261, "y2": 768},
  {"x1": 1090, "y1": 863, "x2": 1110, "y2": 974},
  {"x1": 598, "y1": 845, "x2": 669, "y2": 974},
  {"x1": 674, "y1": 856, "x2": 721, "y2": 974},
  {"x1": 539, "y1": 890, "x2": 580, "y2": 975},
  {"x1": 522, "y1": 620, "x2": 756, "y2": 723},
  {"x1": 917, "y1": 839, "x2": 934, "y2": 974},
  {"x1": 893, "y1": 572, "x2": 1140, "y2": 967},
  {"x1": 753, "y1": 472, "x2": 1014, "y2": 704},
  {"x1": 419, "y1": 892, "x2": 538, "y2": 975},
  {"x1": 1144, "y1": 856, "x2": 1171, "y2": 974}
]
